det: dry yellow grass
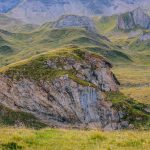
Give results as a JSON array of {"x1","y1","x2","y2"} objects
[
  {"x1": 121, "y1": 87, "x2": 150, "y2": 104},
  {"x1": 113, "y1": 65, "x2": 150, "y2": 85},
  {"x1": 113, "y1": 65, "x2": 150, "y2": 104}
]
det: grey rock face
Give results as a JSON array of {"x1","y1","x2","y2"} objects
[
  {"x1": 118, "y1": 12, "x2": 135, "y2": 30},
  {"x1": 132, "y1": 8, "x2": 150, "y2": 29},
  {"x1": 0, "y1": 52, "x2": 127, "y2": 130},
  {"x1": 117, "y1": 8, "x2": 150, "y2": 30},
  {"x1": 53, "y1": 15, "x2": 96, "y2": 32},
  {"x1": 0, "y1": 77, "x2": 121, "y2": 130},
  {"x1": 140, "y1": 32, "x2": 150, "y2": 41}
]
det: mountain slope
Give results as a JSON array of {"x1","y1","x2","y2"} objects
[
  {"x1": 0, "y1": 15, "x2": 131, "y2": 67},
  {"x1": 0, "y1": 14, "x2": 24, "y2": 31}
]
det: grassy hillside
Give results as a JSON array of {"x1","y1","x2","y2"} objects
[
  {"x1": 93, "y1": 16, "x2": 117, "y2": 35},
  {"x1": 0, "y1": 25, "x2": 131, "y2": 67},
  {"x1": 0, "y1": 14, "x2": 148, "y2": 66},
  {"x1": 1, "y1": 128, "x2": 150, "y2": 150}
]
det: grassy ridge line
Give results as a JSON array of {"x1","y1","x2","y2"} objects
[
  {"x1": 0, "y1": 49, "x2": 58, "y2": 73},
  {"x1": 0, "y1": 47, "x2": 81, "y2": 72},
  {"x1": 0, "y1": 47, "x2": 100, "y2": 88}
]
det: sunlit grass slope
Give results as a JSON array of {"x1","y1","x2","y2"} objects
[
  {"x1": 121, "y1": 87, "x2": 150, "y2": 105},
  {"x1": 113, "y1": 65, "x2": 150, "y2": 86}
]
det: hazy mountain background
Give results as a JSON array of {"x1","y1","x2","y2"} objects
[{"x1": 0, "y1": 0, "x2": 149, "y2": 24}]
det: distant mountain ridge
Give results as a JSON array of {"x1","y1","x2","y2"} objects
[
  {"x1": 0, "y1": 0, "x2": 149, "y2": 24},
  {"x1": 53, "y1": 15, "x2": 96, "y2": 32}
]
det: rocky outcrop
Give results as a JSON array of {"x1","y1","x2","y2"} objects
[
  {"x1": 117, "y1": 8, "x2": 150, "y2": 30},
  {"x1": 53, "y1": 15, "x2": 96, "y2": 32},
  {"x1": 0, "y1": 76, "x2": 121, "y2": 130},
  {"x1": 0, "y1": 49, "x2": 128, "y2": 130}
]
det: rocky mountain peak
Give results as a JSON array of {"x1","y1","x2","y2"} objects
[{"x1": 117, "y1": 7, "x2": 150, "y2": 30}]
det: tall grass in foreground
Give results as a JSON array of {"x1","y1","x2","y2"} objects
[{"x1": 0, "y1": 127, "x2": 150, "y2": 150}]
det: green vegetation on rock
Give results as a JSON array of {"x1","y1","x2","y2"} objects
[
  {"x1": 0, "y1": 104, "x2": 47, "y2": 129},
  {"x1": 0, "y1": 47, "x2": 98, "y2": 88},
  {"x1": 106, "y1": 92, "x2": 150, "y2": 129}
]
